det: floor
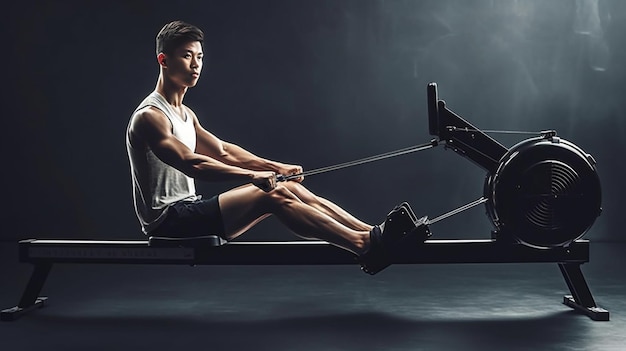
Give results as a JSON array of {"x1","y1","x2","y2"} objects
[{"x1": 1, "y1": 241, "x2": 624, "y2": 351}]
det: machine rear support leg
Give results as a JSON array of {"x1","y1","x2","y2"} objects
[
  {"x1": 558, "y1": 263, "x2": 609, "y2": 321},
  {"x1": 1, "y1": 263, "x2": 52, "y2": 321}
]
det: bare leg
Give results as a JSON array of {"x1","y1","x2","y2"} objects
[
  {"x1": 218, "y1": 183, "x2": 370, "y2": 255},
  {"x1": 280, "y1": 181, "x2": 373, "y2": 231}
]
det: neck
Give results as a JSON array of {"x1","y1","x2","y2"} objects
[{"x1": 155, "y1": 73, "x2": 187, "y2": 107}]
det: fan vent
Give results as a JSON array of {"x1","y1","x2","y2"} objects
[{"x1": 524, "y1": 161, "x2": 580, "y2": 229}]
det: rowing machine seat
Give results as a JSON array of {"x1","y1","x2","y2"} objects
[{"x1": 148, "y1": 235, "x2": 227, "y2": 248}]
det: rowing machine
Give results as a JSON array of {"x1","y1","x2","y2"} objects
[{"x1": 1, "y1": 82, "x2": 608, "y2": 321}]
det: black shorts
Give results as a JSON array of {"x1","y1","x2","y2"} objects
[{"x1": 150, "y1": 195, "x2": 226, "y2": 239}]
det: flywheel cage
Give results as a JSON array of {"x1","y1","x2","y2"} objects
[{"x1": 485, "y1": 136, "x2": 602, "y2": 248}]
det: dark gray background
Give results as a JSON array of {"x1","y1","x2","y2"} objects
[{"x1": 3, "y1": 0, "x2": 624, "y2": 242}]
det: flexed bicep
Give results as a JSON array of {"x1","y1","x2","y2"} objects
[{"x1": 131, "y1": 107, "x2": 197, "y2": 172}]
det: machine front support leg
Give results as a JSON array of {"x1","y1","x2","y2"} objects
[
  {"x1": 558, "y1": 263, "x2": 609, "y2": 321},
  {"x1": 1, "y1": 262, "x2": 52, "y2": 321}
]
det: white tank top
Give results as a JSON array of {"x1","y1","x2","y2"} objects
[{"x1": 126, "y1": 92, "x2": 198, "y2": 234}]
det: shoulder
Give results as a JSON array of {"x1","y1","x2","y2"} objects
[
  {"x1": 133, "y1": 106, "x2": 170, "y2": 128},
  {"x1": 129, "y1": 106, "x2": 172, "y2": 142}
]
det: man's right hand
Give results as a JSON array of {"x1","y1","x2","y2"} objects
[{"x1": 252, "y1": 171, "x2": 277, "y2": 192}]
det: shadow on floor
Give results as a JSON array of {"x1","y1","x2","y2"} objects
[{"x1": 3, "y1": 308, "x2": 600, "y2": 351}]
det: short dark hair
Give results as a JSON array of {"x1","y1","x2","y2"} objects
[{"x1": 156, "y1": 20, "x2": 204, "y2": 55}]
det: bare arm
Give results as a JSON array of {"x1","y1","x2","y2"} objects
[
  {"x1": 129, "y1": 106, "x2": 273, "y2": 185},
  {"x1": 192, "y1": 110, "x2": 303, "y2": 179}
]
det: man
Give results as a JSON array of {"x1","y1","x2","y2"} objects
[{"x1": 126, "y1": 21, "x2": 421, "y2": 274}]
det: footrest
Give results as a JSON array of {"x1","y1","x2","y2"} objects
[
  {"x1": 148, "y1": 235, "x2": 227, "y2": 248},
  {"x1": 360, "y1": 203, "x2": 432, "y2": 275}
]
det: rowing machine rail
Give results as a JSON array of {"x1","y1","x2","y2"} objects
[{"x1": 0, "y1": 237, "x2": 608, "y2": 321}]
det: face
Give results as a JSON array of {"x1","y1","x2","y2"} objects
[{"x1": 160, "y1": 41, "x2": 203, "y2": 88}]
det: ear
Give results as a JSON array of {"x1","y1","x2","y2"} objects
[{"x1": 157, "y1": 53, "x2": 167, "y2": 67}]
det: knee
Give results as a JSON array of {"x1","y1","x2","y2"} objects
[
  {"x1": 280, "y1": 181, "x2": 303, "y2": 196},
  {"x1": 280, "y1": 181, "x2": 314, "y2": 201},
  {"x1": 265, "y1": 185, "x2": 299, "y2": 209}
]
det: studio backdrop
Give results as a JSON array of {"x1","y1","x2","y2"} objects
[{"x1": 3, "y1": 0, "x2": 624, "y2": 242}]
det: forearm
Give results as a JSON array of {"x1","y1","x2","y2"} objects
[
  {"x1": 179, "y1": 152, "x2": 257, "y2": 183},
  {"x1": 219, "y1": 142, "x2": 283, "y2": 172}
]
